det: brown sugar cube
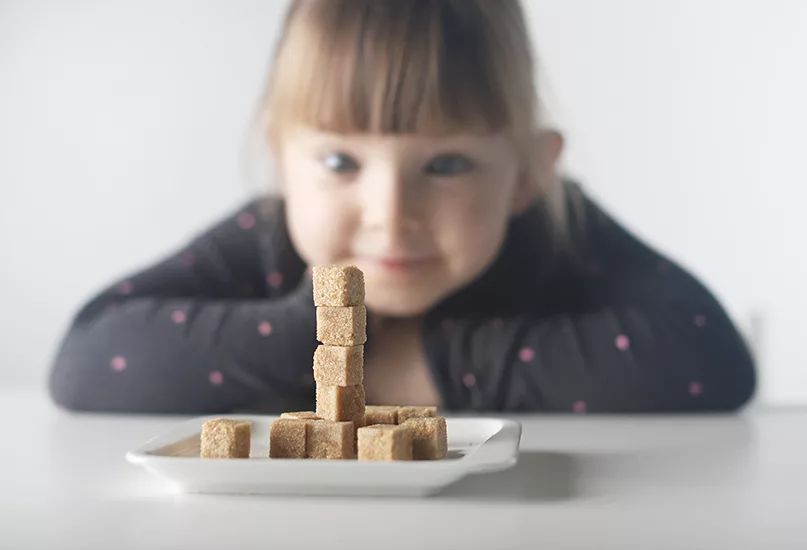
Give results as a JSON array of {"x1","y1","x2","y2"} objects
[
  {"x1": 313, "y1": 345, "x2": 363, "y2": 386},
  {"x1": 357, "y1": 424, "x2": 413, "y2": 461},
  {"x1": 200, "y1": 418, "x2": 251, "y2": 459},
  {"x1": 316, "y1": 306, "x2": 367, "y2": 346},
  {"x1": 402, "y1": 417, "x2": 448, "y2": 460},
  {"x1": 306, "y1": 420, "x2": 354, "y2": 459},
  {"x1": 313, "y1": 265, "x2": 365, "y2": 307},
  {"x1": 280, "y1": 411, "x2": 320, "y2": 420},
  {"x1": 269, "y1": 418, "x2": 311, "y2": 458},
  {"x1": 365, "y1": 405, "x2": 399, "y2": 425},
  {"x1": 316, "y1": 384, "x2": 365, "y2": 424},
  {"x1": 397, "y1": 406, "x2": 437, "y2": 424}
]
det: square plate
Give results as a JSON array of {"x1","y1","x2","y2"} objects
[{"x1": 126, "y1": 415, "x2": 521, "y2": 497}]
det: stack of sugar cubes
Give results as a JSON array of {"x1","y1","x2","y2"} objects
[
  {"x1": 201, "y1": 265, "x2": 447, "y2": 461},
  {"x1": 312, "y1": 265, "x2": 368, "y2": 437},
  {"x1": 268, "y1": 265, "x2": 366, "y2": 460}
]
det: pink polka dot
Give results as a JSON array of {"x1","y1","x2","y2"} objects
[
  {"x1": 694, "y1": 315, "x2": 707, "y2": 328},
  {"x1": 237, "y1": 212, "x2": 256, "y2": 230},
  {"x1": 492, "y1": 318, "x2": 504, "y2": 330},
  {"x1": 441, "y1": 318, "x2": 454, "y2": 330},
  {"x1": 110, "y1": 356, "x2": 127, "y2": 372},
  {"x1": 519, "y1": 347, "x2": 535, "y2": 362},
  {"x1": 171, "y1": 310, "x2": 186, "y2": 324},
  {"x1": 267, "y1": 271, "x2": 284, "y2": 288},
  {"x1": 116, "y1": 281, "x2": 133, "y2": 295},
  {"x1": 258, "y1": 321, "x2": 273, "y2": 336},
  {"x1": 573, "y1": 400, "x2": 587, "y2": 414},
  {"x1": 180, "y1": 252, "x2": 196, "y2": 267},
  {"x1": 462, "y1": 373, "x2": 476, "y2": 388},
  {"x1": 615, "y1": 334, "x2": 631, "y2": 351},
  {"x1": 209, "y1": 371, "x2": 224, "y2": 386},
  {"x1": 689, "y1": 381, "x2": 703, "y2": 397}
]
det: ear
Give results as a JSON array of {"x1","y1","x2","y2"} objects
[
  {"x1": 511, "y1": 129, "x2": 565, "y2": 215},
  {"x1": 537, "y1": 129, "x2": 565, "y2": 174}
]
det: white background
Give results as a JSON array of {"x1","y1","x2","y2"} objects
[{"x1": 1, "y1": 1, "x2": 805, "y2": 404}]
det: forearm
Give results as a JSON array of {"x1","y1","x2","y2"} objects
[
  {"x1": 425, "y1": 302, "x2": 756, "y2": 413},
  {"x1": 49, "y1": 287, "x2": 317, "y2": 414}
]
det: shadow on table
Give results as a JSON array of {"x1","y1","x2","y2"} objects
[{"x1": 434, "y1": 451, "x2": 578, "y2": 502}]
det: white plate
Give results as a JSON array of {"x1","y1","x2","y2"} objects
[{"x1": 126, "y1": 415, "x2": 521, "y2": 497}]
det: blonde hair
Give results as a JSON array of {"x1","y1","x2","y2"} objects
[{"x1": 260, "y1": 0, "x2": 566, "y2": 236}]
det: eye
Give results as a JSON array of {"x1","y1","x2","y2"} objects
[
  {"x1": 424, "y1": 154, "x2": 474, "y2": 176},
  {"x1": 322, "y1": 152, "x2": 360, "y2": 173}
]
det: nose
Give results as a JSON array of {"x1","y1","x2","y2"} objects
[{"x1": 360, "y1": 167, "x2": 422, "y2": 240}]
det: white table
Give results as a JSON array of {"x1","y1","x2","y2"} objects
[{"x1": 2, "y1": 389, "x2": 805, "y2": 550}]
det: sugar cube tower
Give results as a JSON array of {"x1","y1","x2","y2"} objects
[
  {"x1": 267, "y1": 265, "x2": 367, "y2": 459},
  {"x1": 312, "y1": 266, "x2": 368, "y2": 431},
  {"x1": 202, "y1": 265, "x2": 448, "y2": 461}
]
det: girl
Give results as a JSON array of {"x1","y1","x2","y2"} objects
[{"x1": 49, "y1": 0, "x2": 755, "y2": 414}]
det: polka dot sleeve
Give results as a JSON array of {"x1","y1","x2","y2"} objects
[
  {"x1": 421, "y1": 184, "x2": 756, "y2": 413},
  {"x1": 48, "y1": 200, "x2": 317, "y2": 414},
  {"x1": 425, "y1": 302, "x2": 754, "y2": 413}
]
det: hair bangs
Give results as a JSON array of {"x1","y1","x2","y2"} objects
[{"x1": 265, "y1": 0, "x2": 537, "y2": 140}]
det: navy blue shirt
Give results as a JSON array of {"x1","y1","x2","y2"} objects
[{"x1": 49, "y1": 180, "x2": 756, "y2": 414}]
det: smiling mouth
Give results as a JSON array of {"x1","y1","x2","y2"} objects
[{"x1": 360, "y1": 256, "x2": 437, "y2": 273}]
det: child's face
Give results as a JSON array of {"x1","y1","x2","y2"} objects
[{"x1": 280, "y1": 127, "x2": 533, "y2": 317}]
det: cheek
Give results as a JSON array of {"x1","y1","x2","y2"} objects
[
  {"x1": 432, "y1": 180, "x2": 515, "y2": 272},
  {"x1": 281, "y1": 166, "x2": 357, "y2": 265}
]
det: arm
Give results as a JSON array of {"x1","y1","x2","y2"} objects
[
  {"x1": 424, "y1": 192, "x2": 756, "y2": 413},
  {"x1": 49, "y1": 201, "x2": 316, "y2": 414},
  {"x1": 425, "y1": 295, "x2": 755, "y2": 413}
]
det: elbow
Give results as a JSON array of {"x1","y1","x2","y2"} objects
[
  {"x1": 47, "y1": 327, "x2": 233, "y2": 416},
  {"x1": 48, "y1": 340, "x2": 98, "y2": 412},
  {"x1": 705, "y1": 353, "x2": 757, "y2": 412},
  {"x1": 48, "y1": 324, "x2": 122, "y2": 413},
  {"x1": 48, "y1": 307, "x2": 165, "y2": 414},
  {"x1": 48, "y1": 301, "x2": 116, "y2": 412},
  {"x1": 660, "y1": 303, "x2": 759, "y2": 413},
  {"x1": 694, "y1": 331, "x2": 758, "y2": 413},
  {"x1": 728, "y1": 339, "x2": 758, "y2": 410},
  {"x1": 49, "y1": 368, "x2": 83, "y2": 413},
  {"x1": 49, "y1": 380, "x2": 86, "y2": 413}
]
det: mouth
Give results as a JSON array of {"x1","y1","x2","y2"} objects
[{"x1": 358, "y1": 255, "x2": 437, "y2": 274}]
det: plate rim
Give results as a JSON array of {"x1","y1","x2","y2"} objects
[{"x1": 125, "y1": 414, "x2": 521, "y2": 473}]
